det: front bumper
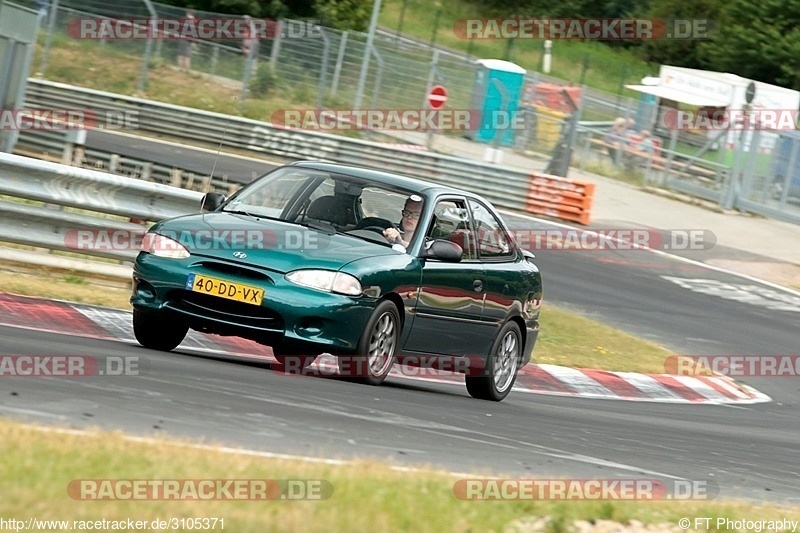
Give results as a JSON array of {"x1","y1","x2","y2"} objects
[{"x1": 131, "y1": 253, "x2": 375, "y2": 352}]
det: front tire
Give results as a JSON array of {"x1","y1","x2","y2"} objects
[
  {"x1": 272, "y1": 344, "x2": 317, "y2": 372},
  {"x1": 466, "y1": 321, "x2": 522, "y2": 401},
  {"x1": 132, "y1": 308, "x2": 188, "y2": 351},
  {"x1": 337, "y1": 300, "x2": 400, "y2": 385}
]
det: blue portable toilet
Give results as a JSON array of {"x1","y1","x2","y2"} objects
[{"x1": 467, "y1": 59, "x2": 526, "y2": 147}]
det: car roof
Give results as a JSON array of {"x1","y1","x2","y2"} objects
[{"x1": 290, "y1": 160, "x2": 484, "y2": 202}]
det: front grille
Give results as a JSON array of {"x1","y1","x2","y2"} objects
[
  {"x1": 168, "y1": 290, "x2": 283, "y2": 331},
  {"x1": 192, "y1": 260, "x2": 273, "y2": 282}
]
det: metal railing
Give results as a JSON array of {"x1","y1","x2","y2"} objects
[
  {"x1": 0, "y1": 152, "x2": 203, "y2": 261},
  {"x1": 19, "y1": 79, "x2": 536, "y2": 214},
  {"x1": 22, "y1": 78, "x2": 800, "y2": 226}
]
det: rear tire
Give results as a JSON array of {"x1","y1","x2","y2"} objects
[
  {"x1": 132, "y1": 308, "x2": 188, "y2": 351},
  {"x1": 466, "y1": 321, "x2": 522, "y2": 401},
  {"x1": 337, "y1": 300, "x2": 400, "y2": 385}
]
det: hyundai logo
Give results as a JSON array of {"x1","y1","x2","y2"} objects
[{"x1": 233, "y1": 251, "x2": 247, "y2": 259}]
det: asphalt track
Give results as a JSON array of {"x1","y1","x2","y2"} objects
[
  {"x1": 2, "y1": 324, "x2": 798, "y2": 504},
  {"x1": 502, "y1": 213, "x2": 800, "y2": 408},
  {"x1": 2, "y1": 134, "x2": 800, "y2": 504},
  {"x1": 83, "y1": 129, "x2": 278, "y2": 183}
]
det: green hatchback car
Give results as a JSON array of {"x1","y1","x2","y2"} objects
[{"x1": 131, "y1": 161, "x2": 542, "y2": 401}]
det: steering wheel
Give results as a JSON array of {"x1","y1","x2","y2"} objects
[{"x1": 359, "y1": 225, "x2": 393, "y2": 234}]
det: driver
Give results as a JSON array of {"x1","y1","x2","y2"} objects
[{"x1": 383, "y1": 195, "x2": 422, "y2": 248}]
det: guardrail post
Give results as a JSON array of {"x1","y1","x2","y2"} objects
[
  {"x1": 142, "y1": 162, "x2": 153, "y2": 181},
  {"x1": 171, "y1": 168, "x2": 182, "y2": 188},
  {"x1": 61, "y1": 142, "x2": 74, "y2": 165},
  {"x1": 109, "y1": 154, "x2": 120, "y2": 174}
]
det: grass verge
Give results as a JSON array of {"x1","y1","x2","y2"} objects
[
  {"x1": 2, "y1": 418, "x2": 799, "y2": 532},
  {"x1": 0, "y1": 264, "x2": 672, "y2": 374},
  {"x1": 0, "y1": 268, "x2": 132, "y2": 310},
  {"x1": 378, "y1": 0, "x2": 656, "y2": 97}
]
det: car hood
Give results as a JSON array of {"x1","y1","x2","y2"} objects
[{"x1": 153, "y1": 212, "x2": 399, "y2": 274}]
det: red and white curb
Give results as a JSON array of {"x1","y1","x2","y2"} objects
[{"x1": 0, "y1": 293, "x2": 771, "y2": 404}]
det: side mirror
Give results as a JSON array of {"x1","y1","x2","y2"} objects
[
  {"x1": 421, "y1": 239, "x2": 462, "y2": 262},
  {"x1": 201, "y1": 192, "x2": 226, "y2": 211},
  {"x1": 522, "y1": 249, "x2": 536, "y2": 264}
]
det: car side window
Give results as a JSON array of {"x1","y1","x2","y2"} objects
[
  {"x1": 467, "y1": 199, "x2": 514, "y2": 259},
  {"x1": 427, "y1": 199, "x2": 477, "y2": 261}
]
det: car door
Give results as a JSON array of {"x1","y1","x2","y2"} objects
[
  {"x1": 467, "y1": 199, "x2": 525, "y2": 329},
  {"x1": 403, "y1": 198, "x2": 495, "y2": 357}
]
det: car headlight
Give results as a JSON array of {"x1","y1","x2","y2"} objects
[
  {"x1": 285, "y1": 270, "x2": 362, "y2": 296},
  {"x1": 141, "y1": 233, "x2": 190, "y2": 259}
]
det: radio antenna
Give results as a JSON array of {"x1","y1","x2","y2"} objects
[{"x1": 209, "y1": 96, "x2": 236, "y2": 188}]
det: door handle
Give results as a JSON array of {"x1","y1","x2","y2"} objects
[{"x1": 473, "y1": 280, "x2": 483, "y2": 292}]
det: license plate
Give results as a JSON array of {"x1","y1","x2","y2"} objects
[{"x1": 186, "y1": 273, "x2": 264, "y2": 306}]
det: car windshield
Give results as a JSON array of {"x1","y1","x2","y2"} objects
[{"x1": 221, "y1": 167, "x2": 424, "y2": 247}]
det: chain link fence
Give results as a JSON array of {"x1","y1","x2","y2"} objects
[
  {"x1": 12, "y1": 0, "x2": 800, "y2": 224},
  {"x1": 20, "y1": 0, "x2": 642, "y2": 157}
]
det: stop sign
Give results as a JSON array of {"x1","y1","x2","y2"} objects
[{"x1": 428, "y1": 85, "x2": 447, "y2": 109}]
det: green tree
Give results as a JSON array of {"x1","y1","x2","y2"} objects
[
  {"x1": 462, "y1": 0, "x2": 649, "y2": 18},
  {"x1": 699, "y1": 0, "x2": 800, "y2": 89},
  {"x1": 312, "y1": 0, "x2": 374, "y2": 30},
  {"x1": 639, "y1": 0, "x2": 724, "y2": 69}
]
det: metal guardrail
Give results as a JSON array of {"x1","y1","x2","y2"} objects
[
  {"x1": 0, "y1": 152, "x2": 204, "y2": 261},
  {"x1": 0, "y1": 155, "x2": 595, "y2": 270},
  {"x1": 19, "y1": 79, "x2": 540, "y2": 214}
]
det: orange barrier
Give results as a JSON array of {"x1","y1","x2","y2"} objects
[{"x1": 525, "y1": 172, "x2": 595, "y2": 225}]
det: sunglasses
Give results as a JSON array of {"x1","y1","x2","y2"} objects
[{"x1": 401, "y1": 210, "x2": 421, "y2": 219}]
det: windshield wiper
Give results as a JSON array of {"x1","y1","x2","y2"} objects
[
  {"x1": 223, "y1": 210, "x2": 284, "y2": 222},
  {"x1": 223, "y1": 209, "x2": 260, "y2": 217},
  {"x1": 299, "y1": 220, "x2": 336, "y2": 235}
]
